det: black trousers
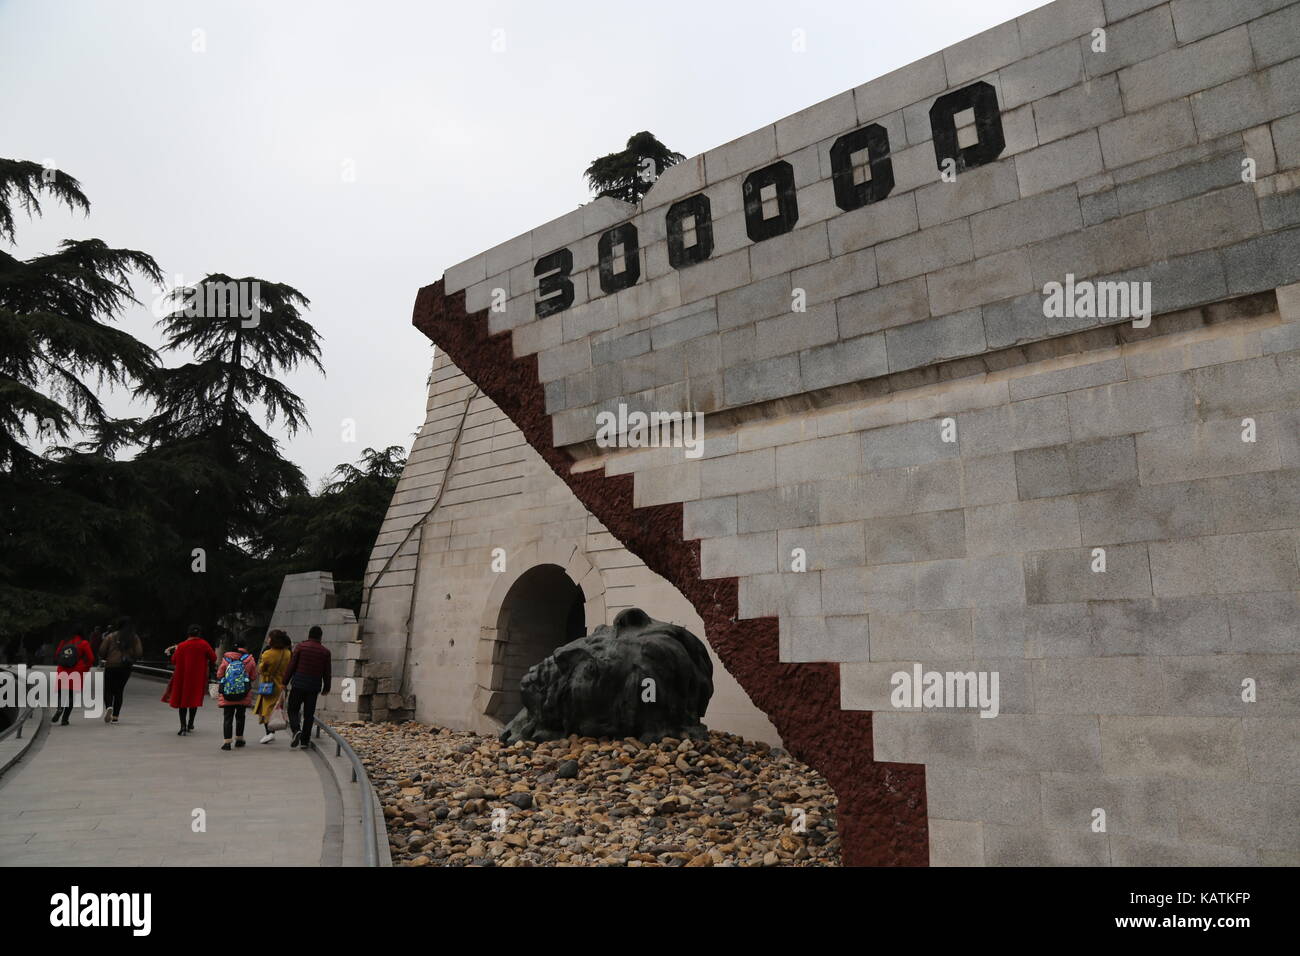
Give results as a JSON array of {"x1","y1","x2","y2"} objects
[
  {"x1": 222, "y1": 705, "x2": 247, "y2": 739},
  {"x1": 55, "y1": 675, "x2": 78, "y2": 719},
  {"x1": 287, "y1": 687, "x2": 319, "y2": 744},
  {"x1": 178, "y1": 706, "x2": 196, "y2": 729},
  {"x1": 105, "y1": 665, "x2": 132, "y2": 717}
]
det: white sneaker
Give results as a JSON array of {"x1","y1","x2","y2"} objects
[{"x1": 259, "y1": 732, "x2": 275, "y2": 744}]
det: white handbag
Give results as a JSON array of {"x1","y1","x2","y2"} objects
[{"x1": 267, "y1": 698, "x2": 288, "y2": 732}]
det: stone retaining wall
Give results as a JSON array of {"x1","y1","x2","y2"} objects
[
  {"x1": 356, "y1": 357, "x2": 782, "y2": 745},
  {"x1": 411, "y1": 0, "x2": 1300, "y2": 865}
]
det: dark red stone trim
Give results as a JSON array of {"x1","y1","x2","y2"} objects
[{"x1": 413, "y1": 280, "x2": 928, "y2": 866}]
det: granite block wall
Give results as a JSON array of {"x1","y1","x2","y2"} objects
[
  {"x1": 414, "y1": 0, "x2": 1300, "y2": 864},
  {"x1": 357, "y1": 351, "x2": 781, "y2": 745}
]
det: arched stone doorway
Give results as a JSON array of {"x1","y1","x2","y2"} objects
[
  {"x1": 473, "y1": 539, "x2": 607, "y2": 733},
  {"x1": 486, "y1": 564, "x2": 585, "y2": 724}
]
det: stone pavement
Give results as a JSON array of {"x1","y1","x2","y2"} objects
[{"x1": 0, "y1": 675, "x2": 331, "y2": 866}]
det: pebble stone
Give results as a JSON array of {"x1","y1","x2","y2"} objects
[{"x1": 338, "y1": 722, "x2": 841, "y2": 868}]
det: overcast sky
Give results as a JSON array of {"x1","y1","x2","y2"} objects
[{"x1": 2, "y1": 0, "x2": 1043, "y2": 486}]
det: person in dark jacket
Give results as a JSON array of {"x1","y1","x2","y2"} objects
[
  {"x1": 86, "y1": 626, "x2": 104, "y2": 661},
  {"x1": 282, "y1": 626, "x2": 331, "y2": 751},
  {"x1": 99, "y1": 618, "x2": 143, "y2": 723}
]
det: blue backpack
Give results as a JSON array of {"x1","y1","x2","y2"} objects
[{"x1": 219, "y1": 654, "x2": 252, "y2": 701}]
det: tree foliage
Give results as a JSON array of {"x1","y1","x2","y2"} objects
[
  {"x1": 134, "y1": 276, "x2": 322, "y2": 640},
  {"x1": 0, "y1": 158, "x2": 90, "y2": 244},
  {"x1": 0, "y1": 160, "x2": 163, "y2": 636},
  {"x1": 584, "y1": 131, "x2": 685, "y2": 205},
  {"x1": 248, "y1": 445, "x2": 406, "y2": 612},
  {"x1": 0, "y1": 158, "x2": 395, "y2": 658}
]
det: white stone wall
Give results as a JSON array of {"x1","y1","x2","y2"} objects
[
  {"x1": 443, "y1": 0, "x2": 1300, "y2": 452},
  {"x1": 359, "y1": 350, "x2": 781, "y2": 745},
  {"x1": 268, "y1": 571, "x2": 360, "y2": 647},
  {"x1": 267, "y1": 571, "x2": 374, "y2": 721},
  {"x1": 429, "y1": 0, "x2": 1300, "y2": 864}
]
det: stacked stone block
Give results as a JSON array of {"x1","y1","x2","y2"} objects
[
  {"x1": 357, "y1": 353, "x2": 782, "y2": 744},
  {"x1": 266, "y1": 571, "x2": 409, "y2": 722},
  {"x1": 442, "y1": 0, "x2": 1300, "y2": 455},
  {"x1": 426, "y1": 0, "x2": 1300, "y2": 864}
]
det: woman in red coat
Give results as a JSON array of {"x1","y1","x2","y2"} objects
[
  {"x1": 53, "y1": 631, "x2": 95, "y2": 726},
  {"x1": 162, "y1": 624, "x2": 217, "y2": 736}
]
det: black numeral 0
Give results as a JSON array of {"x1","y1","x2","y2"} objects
[
  {"x1": 743, "y1": 161, "x2": 799, "y2": 242},
  {"x1": 598, "y1": 223, "x2": 640, "y2": 294},
  {"x1": 666, "y1": 194, "x2": 714, "y2": 268},
  {"x1": 830, "y1": 123, "x2": 894, "y2": 211},
  {"x1": 930, "y1": 80, "x2": 1005, "y2": 174}
]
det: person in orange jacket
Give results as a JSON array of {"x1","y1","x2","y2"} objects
[{"x1": 215, "y1": 638, "x2": 259, "y2": 751}]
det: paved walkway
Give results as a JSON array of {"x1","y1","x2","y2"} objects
[{"x1": 0, "y1": 675, "x2": 331, "y2": 866}]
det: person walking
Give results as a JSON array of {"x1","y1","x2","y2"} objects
[
  {"x1": 283, "y1": 625, "x2": 331, "y2": 751},
  {"x1": 99, "y1": 618, "x2": 143, "y2": 723},
  {"x1": 52, "y1": 630, "x2": 95, "y2": 725},
  {"x1": 162, "y1": 625, "x2": 216, "y2": 735},
  {"x1": 253, "y1": 630, "x2": 292, "y2": 744},
  {"x1": 86, "y1": 626, "x2": 104, "y2": 661},
  {"x1": 216, "y1": 639, "x2": 258, "y2": 751}
]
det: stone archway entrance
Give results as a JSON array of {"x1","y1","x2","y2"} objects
[
  {"x1": 472, "y1": 539, "x2": 606, "y2": 733},
  {"x1": 484, "y1": 564, "x2": 586, "y2": 725}
]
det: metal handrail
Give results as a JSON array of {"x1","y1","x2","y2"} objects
[
  {"x1": 314, "y1": 718, "x2": 381, "y2": 867},
  {"x1": 0, "y1": 707, "x2": 34, "y2": 742},
  {"x1": 129, "y1": 663, "x2": 175, "y2": 680},
  {"x1": 93, "y1": 658, "x2": 382, "y2": 865},
  {"x1": 0, "y1": 666, "x2": 34, "y2": 742}
]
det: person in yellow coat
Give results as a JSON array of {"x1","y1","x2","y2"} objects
[{"x1": 255, "y1": 630, "x2": 293, "y2": 744}]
